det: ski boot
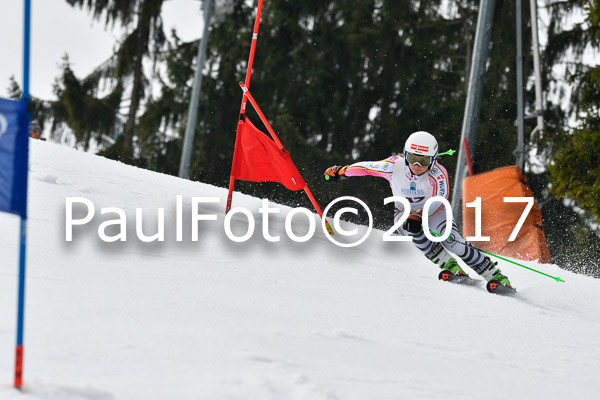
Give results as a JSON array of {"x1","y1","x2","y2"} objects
[
  {"x1": 486, "y1": 269, "x2": 515, "y2": 294},
  {"x1": 476, "y1": 257, "x2": 515, "y2": 294},
  {"x1": 423, "y1": 244, "x2": 468, "y2": 282},
  {"x1": 438, "y1": 258, "x2": 469, "y2": 282}
]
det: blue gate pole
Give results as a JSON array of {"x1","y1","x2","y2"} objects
[
  {"x1": 15, "y1": 220, "x2": 27, "y2": 389},
  {"x1": 15, "y1": 0, "x2": 31, "y2": 389}
]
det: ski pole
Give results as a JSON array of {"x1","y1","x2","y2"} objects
[
  {"x1": 428, "y1": 229, "x2": 564, "y2": 282},
  {"x1": 437, "y1": 149, "x2": 456, "y2": 157}
]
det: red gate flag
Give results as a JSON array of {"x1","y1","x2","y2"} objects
[
  {"x1": 232, "y1": 117, "x2": 306, "y2": 191},
  {"x1": 225, "y1": 1, "x2": 333, "y2": 236}
]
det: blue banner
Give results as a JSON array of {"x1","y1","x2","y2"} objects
[{"x1": 0, "y1": 97, "x2": 30, "y2": 218}]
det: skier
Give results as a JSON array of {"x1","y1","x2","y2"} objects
[
  {"x1": 324, "y1": 131, "x2": 513, "y2": 291},
  {"x1": 29, "y1": 119, "x2": 45, "y2": 141}
]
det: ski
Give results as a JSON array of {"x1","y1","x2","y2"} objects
[
  {"x1": 486, "y1": 280, "x2": 517, "y2": 296},
  {"x1": 438, "y1": 270, "x2": 481, "y2": 286},
  {"x1": 439, "y1": 271, "x2": 517, "y2": 296}
]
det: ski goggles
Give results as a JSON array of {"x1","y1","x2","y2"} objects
[{"x1": 405, "y1": 152, "x2": 433, "y2": 167}]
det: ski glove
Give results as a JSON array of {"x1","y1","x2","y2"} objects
[
  {"x1": 403, "y1": 208, "x2": 423, "y2": 234},
  {"x1": 324, "y1": 165, "x2": 347, "y2": 182}
]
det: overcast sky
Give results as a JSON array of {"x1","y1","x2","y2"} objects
[{"x1": 0, "y1": 0, "x2": 204, "y2": 100}]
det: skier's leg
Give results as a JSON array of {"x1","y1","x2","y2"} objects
[
  {"x1": 427, "y1": 210, "x2": 511, "y2": 285},
  {"x1": 395, "y1": 208, "x2": 460, "y2": 272}
]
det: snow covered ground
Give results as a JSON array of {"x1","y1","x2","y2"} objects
[{"x1": 1, "y1": 141, "x2": 599, "y2": 400}]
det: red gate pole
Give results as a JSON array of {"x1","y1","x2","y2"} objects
[
  {"x1": 226, "y1": 0, "x2": 264, "y2": 213},
  {"x1": 239, "y1": 83, "x2": 283, "y2": 148},
  {"x1": 239, "y1": 83, "x2": 334, "y2": 234},
  {"x1": 463, "y1": 138, "x2": 474, "y2": 176}
]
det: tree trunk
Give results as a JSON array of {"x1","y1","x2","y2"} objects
[{"x1": 120, "y1": 25, "x2": 149, "y2": 160}]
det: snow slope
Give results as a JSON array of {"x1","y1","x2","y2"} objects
[{"x1": 1, "y1": 141, "x2": 599, "y2": 400}]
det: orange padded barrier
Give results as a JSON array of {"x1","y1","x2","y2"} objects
[{"x1": 462, "y1": 166, "x2": 551, "y2": 262}]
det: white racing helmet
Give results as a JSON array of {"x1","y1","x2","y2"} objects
[{"x1": 403, "y1": 131, "x2": 438, "y2": 169}]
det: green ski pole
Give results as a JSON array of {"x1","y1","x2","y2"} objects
[
  {"x1": 437, "y1": 149, "x2": 456, "y2": 157},
  {"x1": 428, "y1": 230, "x2": 564, "y2": 283}
]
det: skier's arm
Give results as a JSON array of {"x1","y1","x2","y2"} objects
[
  {"x1": 339, "y1": 156, "x2": 398, "y2": 183},
  {"x1": 428, "y1": 162, "x2": 451, "y2": 216}
]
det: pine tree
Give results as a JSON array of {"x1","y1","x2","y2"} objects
[
  {"x1": 544, "y1": 0, "x2": 600, "y2": 224},
  {"x1": 64, "y1": 0, "x2": 167, "y2": 162},
  {"x1": 52, "y1": 56, "x2": 124, "y2": 150},
  {"x1": 528, "y1": 0, "x2": 600, "y2": 273}
]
